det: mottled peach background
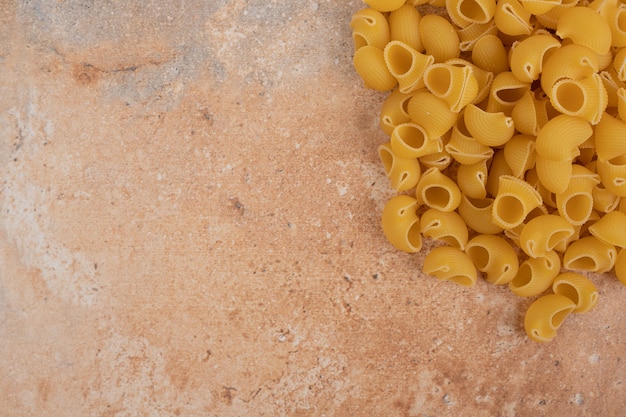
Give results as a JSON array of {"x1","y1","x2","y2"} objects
[{"x1": 1, "y1": 1, "x2": 624, "y2": 416}]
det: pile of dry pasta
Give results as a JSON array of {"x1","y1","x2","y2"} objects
[{"x1": 350, "y1": 0, "x2": 626, "y2": 342}]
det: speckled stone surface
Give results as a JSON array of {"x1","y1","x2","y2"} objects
[{"x1": 1, "y1": 1, "x2": 625, "y2": 416}]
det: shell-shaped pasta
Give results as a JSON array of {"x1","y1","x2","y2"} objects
[
  {"x1": 535, "y1": 1, "x2": 578, "y2": 30},
  {"x1": 605, "y1": 1, "x2": 626, "y2": 47},
  {"x1": 378, "y1": 142, "x2": 421, "y2": 192},
  {"x1": 458, "y1": 195, "x2": 504, "y2": 234},
  {"x1": 353, "y1": 46, "x2": 398, "y2": 91},
  {"x1": 526, "y1": 167, "x2": 557, "y2": 208},
  {"x1": 472, "y1": 34, "x2": 510, "y2": 75},
  {"x1": 445, "y1": 58, "x2": 494, "y2": 103},
  {"x1": 420, "y1": 208, "x2": 469, "y2": 249},
  {"x1": 563, "y1": 236, "x2": 617, "y2": 272},
  {"x1": 465, "y1": 234, "x2": 519, "y2": 284},
  {"x1": 599, "y1": 69, "x2": 626, "y2": 108},
  {"x1": 588, "y1": 210, "x2": 626, "y2": 247},
  {"x1": 494, "y1": 0, "x2": 533, "y2": 36},
  {"x1": 407, "y1": 91, "x2": 458, "y2": 138},
  {"x1": 487, "y1": 71, "x2": 532, "y2": 114},
  {"x1": 615, "y1": 248, "x2": 626, "y2": 285},
  {"x1": 596, "y1": 156, "x2": 626, "y2": 197},
  {"x1": 424, "y1": 63, "x2": 479, "y2": 112},
  {"x1": 457, "y1": 21, "x2": 499, "y2": 51},
  {"x1": 509, "y1": 34, "x2": 561, "y2": 83},
  {"x1": 520, "y1": 0, "x2": 562, "y2": 15},
  {"x1": 524, "y1": 294, "x2": 576, "y2": 342},
  {"x1": 535, "y1": 155, "x2": 574, "y2": 195},
  {"x1": 552, "y1": 272, "x2": 599, "y2": 313},
  {"x1": 457, "y1": 160, "x2": 489, "y2": 198},
  {"x1": 541, "y1": 44, "x2": 599, "y2": 94},
  {"x1": 556, "y1": 6, "x2": 612, "y2": 55},
  {"x1": 464, "y1": 104, "x2": 515, "y2": 147},
  {"x1": 351, "y1": 8, "x2": 390, "y2": 51},
  {"x1": 363, "y1": 0, "x2": 407, "y2": 12},
  {"x1": 595, "y1": 112, "x2": 626, "y2": 161},
  {"x1": 486, "y1": 150, "x2": 514, "y2": 197},
  {"x1": 535, "y1": 114, "x2": 592, "y2": 160},
  {"x1": 492, "y1": 175, "x2": 543, "y2": 229},
  {"x1": 503, "y1": 134, "x2": 536, "y2": 178},
  {"x1": 420, "y1": 149, "x2": 453, "y2": 170},
  {"x1": 548, "y1": 74, "x2": 608, "y2": 124},
  {"x1": 555, "y1": 164, "x2": 600, "y2": 225},
  {"x1": 509, "y1": 250, "x2": 561, "y2": 297},
  {"x1": 447, "y1": 0, "x2": 496, "y2": 26},
  {"x1": 384, "y1": 41, "x2": 434, "y2": 94},
  {"x1": 420, "y1": 15, "x2": 461, "y2": 62},
  {"x1": 592, "y1": 183, "x2": 621, "y2": 212},
  {"x1": 423, "y1": 246, "x2": 478, "y2": 287},
  {"x1": 519, "y1": 214, "x2": 575, "y2": 257},
  {"x1": 389, "y1": 4, "x2": 423, "y2": 52},
  {"x1": 391, "y1": 122, "x2": 443, "y2": 158},
  {"x1": 511, "y1": 91, "x2": 550, "y2": 136},
  {"x1": 415, "y1": 167, "x2": 462, "y2": 211},
  {"x1": 381, "y1": 195, "x2": 422, "y2": 253},
  {"x1": 380, "y1": 88, "x2": 413, "y2": 136},
  {"x1": 445, "y1": 116, "x2": 494, "y2": 164}
]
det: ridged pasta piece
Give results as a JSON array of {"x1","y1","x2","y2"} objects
[
  {"x1": 423, "y1": 246, "x2": 478, "y2": 287},
  {"x1": 526, "y1": 167, "x2": 557, "y2": 208},
  {"x1": 509, "y1": 34, "x2": 561, "y2": 83},
  {"x1": 511, "y1": 91, "x2": 550, "y2": 136},
  {"x1": 384, "y1": 41, "x2": 434, "y2": 94},
  {"x1": 389, "y1": 4, "x2": 423, "y2": 52},
  {"x1": 465, "y1": 234, "x2": 519, "y2": 284},
  {"x1": 492, "y1": 175, "x2": 543, "y2": 229},
  {"x1": 578, "y1": 209, "x2": 602, "y2": 239},
  {"x1": 380, "y1": 88, "x2": 413, "y2": 136},
  {"x1": 504, "y1": 134, "x2": 536, "y2": 178},
  {"x1": 519, "y1": 0, "x2": 562, "y2": 15},
  {"x1": 592, "y1": 183, "x2": 621, "y2": 212},
  {"x1": 424, "y1": 63, "x2": 479, "y2": 112},
  {"x1": 458, "y1": 195, "x2": 504, "y2": 234},
  {"x1": 595, "y1": 112, "x2": 626, "y2": 161},
  {"x1": 381, "y1": 195, "x2": 422, "y2": 253},
  {"x1": 420, "y1": 208, "x2": 469, "y2": 249},
  {"x1": 519, "y1": 214, "x2": 575, "y2": 257},
  {"x1": 599, "y1": 68, "x2": 626, "y2": 108},
  {"x1": 486, "y1": 150, "x2": 514, "y2": 197},
  {"x1": 524, "y1": 294, "x2": 576, "y2": 342},
  {"x1": 535, "y1": 1, "x2": 578, "y2": 30},
  {"x1": 363, "y1": 0, "x2": 407, "y2": 12},
  {"x1": 457, "y1": 160, "x2": 489, "y2": 198},
  {"x1": 445, "y1": 58, "x2": 494, "y2": 103},
  {"x1": 494, "y1": 0, "x2": 533, "y2": 35},
  {"x1": 420, "y1": 149, "x2": 453, "y2": 170},
  {"x1": 486, "y1": 71, "x2": 531, "y2": 114},
  {"x1": 504, "y1": 204, "x2": 549, "y2": 246},
  {"x1": 472, "y1": 34, "x2": 510, "y2": 75},
  {"x1": 415, "y1": 167, "x2": 462, "y2": 211},
  {"x1": 552, "y1": 272, "x2": 599, "y2": 313},
  {"x1": 457, "y1": 21, "x2": 499, "y2": 51},
  {"x1": 509, "y1": 250, "x2": 561, "y2": 297},
  {"x1": 556, "y1": 6, "x2": 612, "y2": 55},
  {"x1": 556, "y1": 164, "x2": 600, "y2": 225},
  {"x1": 596, "y1": 155, "x2": 626, "y2": 197},
  {"x1": 534, "y1": 155, "x2": 573, "y2": 195},
  {"x1": 464, "y1": 104, "x2": 515, "y2": 147},
  {"x1": 353, "y1": 45, "x2": 398, "y2": 91},
  {"x1": 391, "y1": 122, "x2": 443, "y2": 158},
  {"x1": 446, "y1": 0, "x2": 496, "y2": 26},
  {"x1": 445, "y1": 115, "x2": 494, "y2": 164},
  {"x1": 420, "y1": 15, "x2": 461, "y2": 62},
  {"x1": 541, "y1": 44, "x2": 599, "y2": 95},
  {"x1": 351, "y1": 8, "x2": 390, "y2": 51},
  {"x1": 588, "y1": 210, "x2": 626, "y2": 247},
  {"x1": 615, "y1": 248, "x2": 626, "y2": 285},
  {"x1": 535, "y1": 114, "x2": 592, "y2": 160},
  {"x1": 548, "y1": 74, "x2": 608, "y2": 124},
  {"x1": 604, "y1": 0, "x2": 626, "y2": 47},
  {"x1": 563, "y1": 236, "x2": 617, "y2": 272},
  {"x1": 378, "y1": 142, "x2": 421, "y2": 192},
  {"x1": 407, "y1": 91, "x2": 458, "y2": 138}
]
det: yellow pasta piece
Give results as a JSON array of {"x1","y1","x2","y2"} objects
[
  {"x1": 556, "y1": 164, "x2": 600, "y2": 225},
  {"x1": 445, "y1": 58, "x2": 494, "y2": 103},
  {"x1": 596, "y1": 155, "x2": 626, "y2": 197},
  {"x1": 588, "y1": 210, "x2": 626, "y2": 247},
  {"x1": 420, "y1": 149, "x2": 453, "y2": 170},
  {"x1": 535, "y1": 155, "x2": 574, "y2": 195},
  {"x1": 351, "y1": 8, "x2": 390, "y2": 51},
  {"x1": 492, "y1": 175, "x2": 543, "y2": 229},
  {"x1": 378, "y1": 142, "x2": 421, "y2": 192},
  {"x1": 420, "y1": 14, "x2": 461, "y2": 62},
  {"x1": 486, "y1": 150, "x2": 514, "y2": 197},
  {"x1": 494, "y1": 0, "x2": 533, "y2": 36},
  {"x1": 548, "y1": 74, "x2": 608, "y2": 124},
  {"x1": 535, "y1": 114, "x2": 592, "y2": 160},
  {"x1": 509, "y1": 250, "x2": 561, "y2": 297},
  {"x1": 600, "y1": 68, "x2": 626, "y2": 108},
  {"x1": 353, "y1": 45, "x2": 398, "y2": 91},
  {"x1": 415, "y1": 167, "x2": 462, "y2": 211},
  {"x1": 465, "y1": 234, "x2": 519, "y2": 284},
  {"x1": 509, "y1": 34, "x2": 561, "y2": 83},
  {"x1": 420, "y1": 208, "x2": 469, "y2": 249},
  {"x1": 614, "y1": 48, "x2": 626, "y2": 81},
  {"x1": 445, "y1": 115, "x2": 494, "y2": 164},
  {"x1": 552, "y1": 272, "x2": 599, "y2": 313},
  {"x1": 446, "y1": 0, "x2": 496, "y2": 26},
  {"x1": 456, "y1": 21, "x2": 499, "y2": 51},
  {"x1": 595, "y1": 112, "x2": 626, "y2": 161},
  {"x1": 458, "y1": 195, "x2": 504, "y2": 234},
  {"x1": 556, "y1": 6, "x2": 612, "y2": 55},
  {"x1": 391, "y1": 122, "x2": 443, "y2": 158},
  {"x1": 464, "y1": 104, "x2": 515, "y2": 147},
  {"x1": 504, "y1": 134, "x2": 536, "y2": 178},
  {"x1": 407, "y1": 90, "x2": 458, "y2": 138},
  {"x1": 456, "y1": 160, "x2": 489, "y2": 198},
  {"x1": 519, "y1": 214, "x2": 575, "y2": 257},
  {"x1": 604, "y1": 0, "x2": 626, "y2": 47},
  {"x1": 486, "y1": 71, "x2": 531, "y2": 114},
  {"x1": 526, "y1": 167, "x2": 557, "y2": 208},
  {"x1": 535, "y1": 2, "x2": 577, "y2": 30},
  {"x1": 504, "y1": 204, "x2": 549, "y2": 246},
  {"x1": 380, "y1": 88, "x2": 412, "y2": 136},
  {"x1": 384, "y1": 40, "x2": 434, "y2": 94},
  {"x1": 423, "y1": 246, "x2": 478, "y2": 287},
  {"x1": 424, "y1": 63, "x2": 479, "y2": 112},
  {"x1": 563, "y1": 236, "x2": 617, "y2": 272},
  {"x1": 389, "y1": 4, "x2": 424, "y2": 52},
  {"x1": 592, "y1": 183, "x2": 621, "y2": 213},
  {"x1": 615, "y1": 248, "x2": 626, "y2": 285},
  {"x1": 381, "y1": 195, "x2": 422, "y2": 253},
  {"x1": 520, "y1": 0, "x2": 562, "y2": 15},
  {"x1": 540, "y1": 44, "x2": 599, "y2": 95},
  {"x1": 524, "y1": 294, "x2": 576, "y2": 342},
  {"x1": 471, "y1": 34, "x2": 510, "y2": 75},
  {"x1": 511, "y1": 91, "x2": 550, "y2": 136},
  {"x1": 363, "y1": 0, "x2": 407, "y2": 12}
]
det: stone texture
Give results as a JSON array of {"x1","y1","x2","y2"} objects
[{"x1": 1, "y1": 1, "x2": 625, "y2": 416}]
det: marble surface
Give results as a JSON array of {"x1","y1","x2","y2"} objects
[{"x1": 1, "y1": 1, "x2": 625, "y2": 416}]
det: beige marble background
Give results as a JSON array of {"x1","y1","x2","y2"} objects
[{"x1": 1, "y1": 1, "x2": 625, "y2": 416}]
